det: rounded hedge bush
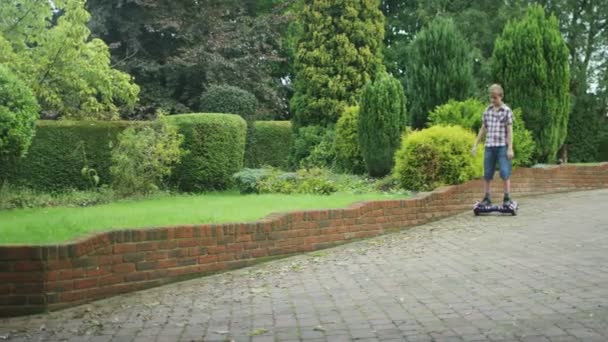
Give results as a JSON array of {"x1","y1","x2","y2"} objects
[
  {"x1": 199, "y1": 85, "x2": 258, "y2": 120},
  {"x1": 0, "y1": 120, "x2": 140, "y2": 191},
  {"x1": 335, "y1": 106, "x2": 365, "y2": 174},
  {"x1": 0, "y1": 65, "x2": 40, "y2": 157},
  {"x1": 168, "y1": 113, "x2": 247, "y2": 192},
  {"x1": 394, "y1": 125, "x2": 483, "y2": 191},
  {"x1": 245, "y1": 121, "x2": 294, "y2": 169}
]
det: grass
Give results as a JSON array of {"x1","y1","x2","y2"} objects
[{"x1": 0, "y1": 191, "x2": 407, "y2": 245}]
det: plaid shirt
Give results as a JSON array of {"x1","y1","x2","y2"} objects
[{"x1": 483, "y1": 104, "x2": 513, "y2": 147}]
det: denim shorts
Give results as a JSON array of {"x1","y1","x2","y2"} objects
[{"x1": 484, "y1": 146, "x2": 512, "y2": 181}]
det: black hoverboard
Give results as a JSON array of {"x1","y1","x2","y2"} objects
[{"x1": 473, "y1": 201, "x2": 518, "y2": 216}]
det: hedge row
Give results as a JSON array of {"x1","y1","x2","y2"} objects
[
  {"x1": 0, "y1": 120, "x2": 137, "y2": 191},
  {"x1": 0, "y1": 116, "x2": 293, "y2": 192},
  {"x1": 245, "y1": 121, "x2": 294, "y2": 169}
]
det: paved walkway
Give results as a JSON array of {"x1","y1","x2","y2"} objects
[{"x1": 1, "y1": 190, "x2": 608, "y2": 342}]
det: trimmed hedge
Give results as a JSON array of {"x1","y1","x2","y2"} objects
[
  {"x1": 245, "y1": 121, "x2": 294, "y2": 169},
  {"x1": 0, "y1": 121, "x2": 140, "y2": 191},
  {"x1": 168, "y1": 113, "x2": 247, "y2": 192}
]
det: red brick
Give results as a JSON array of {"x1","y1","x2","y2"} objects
[
  {"x1": 145, "y1": 251, "x2": 168, "y2": 260},
  {"x1": 136, "y1": 242, "x2": 159, "y2": 252},
  {"x1": 157, "y1": 259, "x2": 178, "y2": 269},
  {"x1": 112, "y1": 263, "x2": 136, "y2": 274},
  {"x1": 46, "y1": 280, "x2": 74, "y2": 292},
  {"x1": 124, "y1": 273, "x2": 148, "y2": 282},
  {"x1": 178, "y1": 239, "x2": 199, "y2": 248},
  {"x1": 113, "y1": 244, "x2": 137, "y2": 254},
  {"x1": 60, "y1": 291, "x2": 86, "y2": 303},
  {"x1": 74, "y1": 278, "x2": 98, "y2": 290},
  {"x1": 99, "y1": 274, "x2": 123, "y2": 286}
]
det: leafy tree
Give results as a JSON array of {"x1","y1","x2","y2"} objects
[
  {"x1": 492, "y1": 5, "x2": 570, "y2": 163},
  {"x1": 110, "y1": 115, "x2": 184, "y2": 196},
  {"x1": 290, "y1": 0, "x2": 385, "y2": 129},
  {"x1": 359, "y1": 73, "x2": 407, "y2": 177},
  {"x1": 0, "y1": 0, "x2": 139, "y2": 120},
  {"x1": 566, "y1": 93, "x2": 604, "y2": 162},
  {"x1": 87, "y1": 0, "x2": 292, "y2": 119},
  {"x1": 404, "y1": 17, "x2": 475, "y2": 129},
  {"x1": 199, "y1": 85, "x2": 259, "y2": 120},
  {"x1": 0, "y1": 66, "x2": 39, "y2": 157}
]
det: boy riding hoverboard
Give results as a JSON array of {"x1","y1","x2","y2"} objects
[{"x1": 471, "y1": 84, "x2": 518, "y2": 216}]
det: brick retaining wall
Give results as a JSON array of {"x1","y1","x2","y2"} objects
[{"x1": 1, "y1": 164, "x2": 607, "y2": 317}]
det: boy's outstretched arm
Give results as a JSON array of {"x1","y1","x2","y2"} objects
[
  {"x1": 507, "y1": 125, "x2": 514, "y2": 160},
  {"x1": 472, "y1": 125, "x2": 486, "y2": 156}
]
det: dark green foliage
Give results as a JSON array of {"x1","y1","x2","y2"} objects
[
  {"x1": 0, "y1": 121, "x2": 140, "y2": 191},
  {"x1": 405, "y1": 17, "x2": 475, "y2": 129},
  {"x1": 167, "y1": 113, "x2": 247, "y2": 192},
  {"x1": 335, "y1": 106, "x2": 366, "y2": 174},
  {"x1": 290, "y1": 0, "x2": 385, "y2": 128},
  {"x1": 257, "y1": 168, "x2": 337, "y2": 195},
  {"x1": 492, "y1": 5, "x2": 571, "y2": 163},
  {"x1": 0, "y1": 183, "x2": 115, "y2": 210},
  {"x1": 566, "y1": 94, "x2": 604, "y2": 163},
  {"x1": 245, "y1": 121, "x2": 294, "y2": 169},
  {"x1": 290, "y1": 126, "x2": 336, "y2": 170},
  {"x1": 0, "y1": 65, "x2": 39, "y2": 157},
  {"x1": 394, "y1": 125, "x2": 483, "y2": 191},
  {"x1": 359, "y1": 73, "x2": 407, "y2": 177},
  {"x1": 199, "y1": 85, "x2": 259, "y2": 120}
]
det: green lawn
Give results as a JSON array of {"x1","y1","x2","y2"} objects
[{"x1": 0, "y1": 192, "x2": 407, "y2": 245}]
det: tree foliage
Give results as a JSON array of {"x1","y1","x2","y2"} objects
[
  {"x1": 0, "y1": 0, "x2": 139, "y2": 120},
  {"x1": 404, "y1": 17, "x2": 475, "y2": 129},
  {"x1": 87, "y1": 0, "x2": 292, "y2": 119},
  {"x1": 359, "y1": 73, "x2": 407, "y2": 177},
  {"x1": 492, "y1": 5, "x2": 570, "y2": 163},
  {"x1": 290, "y1": 0, "x2": 385, "y2": 129},
  {"x1": 0, "y1": 65, "x2": 39, "y2": 158},
  {"x1": 566, "y1": 93, "x2": 604, "y2": 162}
]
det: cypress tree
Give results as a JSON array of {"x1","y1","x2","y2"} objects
[
  {"x1": 290, "y1": 0, "x2": 385, "y2": 129},
  {"x1": 404, "y1": 17, "x2": 475, "y2": 129},
  {"x1": 359, "y1": 72, "x2": 407, "y2": 177},
  {"x1": 492, "y1": 5, "x2": 570, "y2": 163}
]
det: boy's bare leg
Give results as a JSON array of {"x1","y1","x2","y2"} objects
[
  {"x1": 503, "y1": 179, "x2": 511, "y2": 194},
  {"x1": 485, "y1": 180, "x2": 491, "y2": 195}
]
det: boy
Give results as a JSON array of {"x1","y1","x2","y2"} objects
[{"x1": 472, "y1": 84, "x2": 514, "y2": 207}]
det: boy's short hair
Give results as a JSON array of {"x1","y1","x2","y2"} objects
[{"x1": 489, "y1": 84, "x2": 504, "y2": 96}]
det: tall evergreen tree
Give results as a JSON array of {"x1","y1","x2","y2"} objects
[
  {"x1": 404, "y1": 17, "x2": 475, "y2": 129},
  {"x1": 359, "y1": 72, "x2": 407, "y2": 177},
  {"x1": 492, "y1": 5, "x2": 570, "y2": 163},
  {"x1": 290, "y1": 0, "x2": 385, "y2": 129}
]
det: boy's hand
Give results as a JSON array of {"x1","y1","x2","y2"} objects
[
  {"x1": 507, "y1": 148, "x2": 514, "y2": 160},
  {"x1": 471, "y1": 145, "x2": 477, "y2": 157}
]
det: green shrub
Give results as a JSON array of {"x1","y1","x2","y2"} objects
[
  {"x1": 168, "y1": 113, "x2": 247, "y2": 192},
  {"x1": 257, "y1": 168, "x2": 337, "y2": 195},
  {"x1": 428, "y1": 99, "x2": 536, "y2": 167},
  {"x1": 428, "y1": 99, "x2": 485, "y2": 133},
  {"x1": 359, "y1": 72, "x2": 408, "y2": 177},
  {"x1": 0, "y1": 65, "x2": 40, "y2": 157},
  {"x1": 394, "y1": 125, "x2": 483, "y2": 191},
  {"x1": 199, "y1": 85, "x2": 258, "y2": 120},
  {"x1": 335, "y1": 106, "x2": 365, "y2": 174},
  {"x1": 232, "y1": 168, "x2": 272, "y2": 194},
  {"x1": 110, "y1": 116, "x2": 184, "y2": 196},
  {"x1": 290, "y1": 125, "x2": 336, "y2": 170},
  {"x1": 566, "y1": 94, "x2": 604, "y2": 163},
  {"x1": 0, "y1": 183, "x2": 115, "y2": 210},
  {"x1": 245, "y1": 121, "x2": 294, "y2": 169},
  {"x1": 0, "y1": 120, "x2": 141, "y2": 191}
]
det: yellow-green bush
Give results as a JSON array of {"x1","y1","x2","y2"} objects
[
  {"x1": 394, "y1": 125, "x2": 483, "y2": 191},
  {"x1": 335, "y1": 106, "x2": 365, "y2": 174},
  {"x1": 168, "y1": 113, "x2": 247, "y2": 192}
]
